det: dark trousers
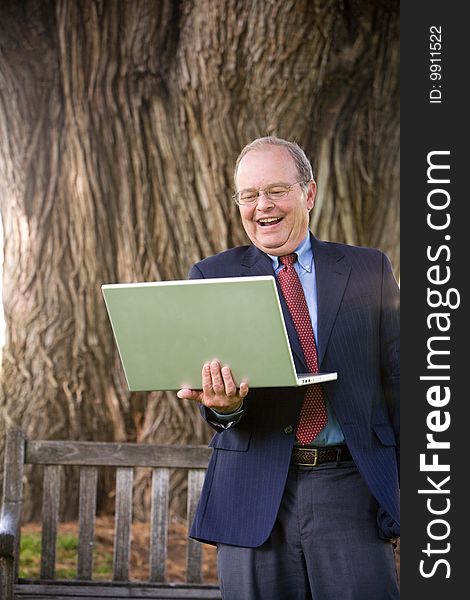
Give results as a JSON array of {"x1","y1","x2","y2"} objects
[{"x1": 217, "y1": 462, "x2": 399, "y2": 600}]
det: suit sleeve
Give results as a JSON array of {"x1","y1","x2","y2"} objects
[{"x1": 379, "y1": 252, "x2": 400, "y2": 449}]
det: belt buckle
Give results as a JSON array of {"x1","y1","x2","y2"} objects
[{"x1": 298, "y1": 448, "x2": 318, "y2": 467}]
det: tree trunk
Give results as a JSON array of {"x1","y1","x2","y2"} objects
[{"x1": 0, "y1": 0, "x2": 399, "y2": 520}]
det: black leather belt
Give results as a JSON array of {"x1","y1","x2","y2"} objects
[{"x1": 292, "y1": 445, "x2": 353, "y2": 467}]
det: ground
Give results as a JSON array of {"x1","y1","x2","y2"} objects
[{"x1": 20, "y1": 515, "x2": 217, "y2": 583}]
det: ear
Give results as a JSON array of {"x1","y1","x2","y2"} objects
[{"x1": 306, "y1": 179, "x2": 317, "y2": 211}]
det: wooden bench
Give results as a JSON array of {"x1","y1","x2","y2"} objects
[{"x1": 0, "y1": 428, "x2": 221, "y2": 599}]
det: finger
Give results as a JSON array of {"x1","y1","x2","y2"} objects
[
  {"x1": 239, "y1": 379, "x2": 249, "y2": 399},
  {"x1": 221, "y1": 366, "x2": 237, "y2": 398},
  {"x1": 177, "y1": 388, "x2": 203, "y2": 402},
  {"x1": 201, "y1": 362, "x2": 214, "y2": 397},
  {"x1": 210, "y1": 360, "x2": 225, "y2": 395}
]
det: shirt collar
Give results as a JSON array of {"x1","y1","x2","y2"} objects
[{"x1": 267, "y1": 232, "x2": 313, "y2": 272}]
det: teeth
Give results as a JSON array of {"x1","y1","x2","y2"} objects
[{"x1": 259, "y1": 217, "x2": 281, "y2": 223}]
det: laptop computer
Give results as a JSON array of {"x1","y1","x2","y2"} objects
[{"x1": 101, "y1": 276, "x2": 338, "y2": 391}]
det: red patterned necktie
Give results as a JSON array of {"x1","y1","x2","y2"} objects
[{"x1": 278, "y1": 253, "x2": 328, "y2": 444}]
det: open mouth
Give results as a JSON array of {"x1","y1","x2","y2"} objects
[{"x1": 257, "y1": 217, "x2": 283, "y2": 227}]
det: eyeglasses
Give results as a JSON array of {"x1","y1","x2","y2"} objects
[{"x1": 232, "y1": 180, "x2": 306, "y2": 206}]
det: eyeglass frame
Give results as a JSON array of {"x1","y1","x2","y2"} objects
[{"x1": 232, "y1": 179, "x2": 309, "y2": 206}]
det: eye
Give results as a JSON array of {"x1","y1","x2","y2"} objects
[
  {"x1": 240, "y1": 191, "x2": 258, "y2": 201},
  {"x1": 266, "y1": 186, "x2": 289, "y2": 198}
]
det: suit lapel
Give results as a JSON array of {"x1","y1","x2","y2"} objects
[
  {"x1": 239, "y1": 245, "x2": 274, "y2": 276},
  {"x1": 311, "y1": 234, "x2": 351, "y2": 366}
]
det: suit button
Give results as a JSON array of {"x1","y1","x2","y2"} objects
[{"x1": 284, "y1": 425, "x2": 293, "y2": 434}]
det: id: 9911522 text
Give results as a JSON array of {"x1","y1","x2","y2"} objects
[{"x1": 429, "y1": 25, "x2": 442, "y2": 104}]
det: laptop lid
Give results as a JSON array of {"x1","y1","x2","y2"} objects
[{"x1": 101, "y1": 276, "x2": 337, "y2": 391}]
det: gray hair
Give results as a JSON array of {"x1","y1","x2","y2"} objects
[{"x1": 233, "y1": 136, "x2": 314, "y2": 190}]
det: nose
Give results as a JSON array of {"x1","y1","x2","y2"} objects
[{"x1": 256, "y1": 190, "x2": 275, "y2": 209}]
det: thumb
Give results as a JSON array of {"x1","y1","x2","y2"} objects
[{"x1": 177, "y1": 388, "x2": 202, "y2": 402}]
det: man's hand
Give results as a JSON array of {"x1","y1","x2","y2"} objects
[{"x1": 177, "y1": 360, "x2": 249, "y2": 413}]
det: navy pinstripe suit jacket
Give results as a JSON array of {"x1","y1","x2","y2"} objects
[{"x1": 189, "y1": 233, "x2": 400, "y2": 547}]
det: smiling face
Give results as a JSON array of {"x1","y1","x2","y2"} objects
[{"x1": 235, "y1": 145, "x2": 316, "y2": 256}]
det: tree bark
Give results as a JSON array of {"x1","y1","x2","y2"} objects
[{"x1": 0, "y1": 0, "x2": 399, "y2": 520}]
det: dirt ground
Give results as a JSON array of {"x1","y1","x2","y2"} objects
[{"x1": 21, "y1": 515, "x2": 217, "y2": 583}]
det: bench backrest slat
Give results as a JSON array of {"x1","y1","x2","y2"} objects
[
  {"x1": 77, "y1": 466, "x2": 98, "y2": 579},
  {"x1": 186, "y1": 469, "x2": 206, "y2": 584},
  {"x1": 25, "y1": 441, "x2": 212, "y2": 468},
  {"x1": 113, "y1": 467, "x2": 134, "y2": 581},
  {"x1": 149, "y1": 467, "x2": 170, "y2": 582},
  {"x1": 40, "y1": 465, "x2": 61, "y2": 579}
]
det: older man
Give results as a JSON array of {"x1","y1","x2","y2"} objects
[{"x1": 178, "y1": 136, "x2": 400, "y2": 599}]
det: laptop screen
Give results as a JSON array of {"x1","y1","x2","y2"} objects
[{"x1": 102, "y1": 276, "x2": 303, "y2": 391}]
